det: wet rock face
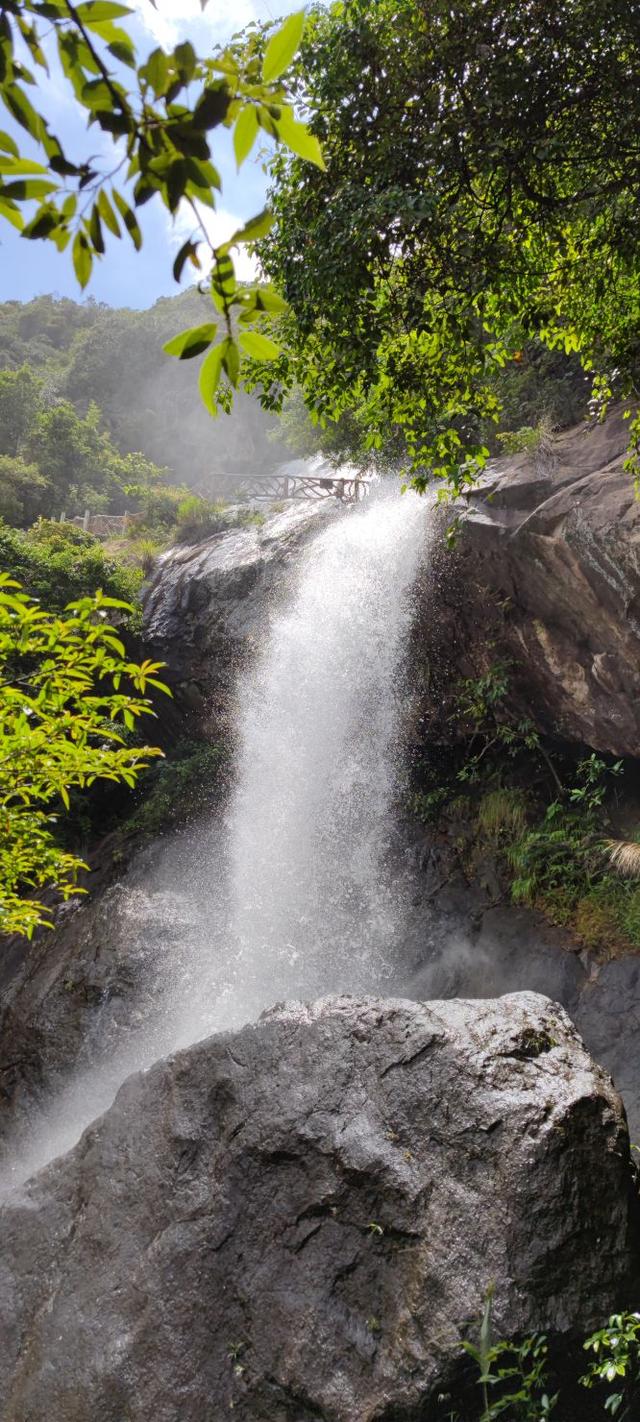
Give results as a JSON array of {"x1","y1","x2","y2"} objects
[
  {"x1": 425, "y1": 407, "x2": 640, "y2": 756},
  {"x1": 0, "y1": 993, "x2": 637, "y2": 1422},
  {"x1": 142, "y1": 502, "x2": 334, "y2": 733}
]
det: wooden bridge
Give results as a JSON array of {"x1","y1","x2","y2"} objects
[{"x1": 215, "y1": 469, "x2": 370, "y2": 503}]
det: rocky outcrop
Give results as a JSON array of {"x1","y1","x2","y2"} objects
[
  {"x1": 424, "y1": 407, "x2": 640, "y2": 756},
  {"x1": 0, "y1": 993, "x2": 637, "y2": 1422},
  {"x1": 143, "y1": 502, "x2": 334, "y2": 733}
]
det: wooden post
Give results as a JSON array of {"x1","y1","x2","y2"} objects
[
  {"x1": 59, "y1": 511, "x2": 66, "y2": 523},
  {"x1": 83, "y1": 508, "x2": 91, "y2": 532},
  {"x1": 283, "y1": 476, "x2": 290, "y2": 499}
]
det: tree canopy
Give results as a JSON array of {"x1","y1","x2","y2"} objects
[
  {"x1": 259, "y1": 0, "x2": 640, "y2": 491},
  {"x1": 0, "y1": 2, "x2": 324, "y2": 416}
]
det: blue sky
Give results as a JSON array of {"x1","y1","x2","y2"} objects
[{"x1": 1, "y1": 0, "x2": 302, "y2": 310}]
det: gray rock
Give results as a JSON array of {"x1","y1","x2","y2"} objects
[
  {"x1": 0, "y1": 992, "x2": 636, "y2": 1422},
  {"x1": 143, "y1": 502, "x2": 335, "y2": 732},
  {"x1": 420, "y1": 406, "x2": 640, "y2": 756}
]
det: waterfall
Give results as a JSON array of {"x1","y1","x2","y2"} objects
[
  {"x1": 2, "y1": 484, "x2": 429, "y2": 1190},
  {"x1": 224, "y1": 486, "x2": 429, "y2": 1009}
]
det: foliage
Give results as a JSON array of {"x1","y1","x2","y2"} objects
[
  {"x1": 124, "y1": 739, "x2": 227, "y2": 843},
  {"x1": 0, "y1": 294, "x2": 291, "y2": 500},
  {"x1": 0, "y1": 453, "x2": 47, "y2": 524},
  {"x1": 174, "y1": 494, "x2": 229, "y2": 544},
  {"x1": 0, "y1": 574, "x2": 168, "y2": 937},
  {"x1": 260, "y1": 0, "x2": 640, "y2": 492},
  {"x1": 0, "y1": 3, "x2": 323, "y2": 420},
  {"x1": 463, "y1": 1288, "x2": 557, "y2": 1421},
  {"x1": 462, "y1": 1302, "x2": 640, "y2": 1420},
  {"x1": 134, "y1": 538, "x2": 160, "y2": 577},
  {"x1": 477, "y1": 789, "x2": 527, "y2": 842},
  {"x1": 410, "y1": 664, "x2": 640, "y2": 956},
  {"x1": 453, "y1": 663, "x2": 545, "y2": 786},
  {"x1": 581, "y1": 1313, "x2": 640, "y2": 1418},
  {"x1": 495, "y1": 420, "x2": 555, "y2": 459},
  {"x1": 0, "y1": 361, "x2": 181, "y2": 522},
  {"x1": 0, "y1": 519, "x2": 142, "y2": 622},
  {"x1": 0, "y1": 363, "x2": 41, "y2": 454}
]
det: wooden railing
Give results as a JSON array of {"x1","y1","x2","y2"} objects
[
  {"x1": 214, "y1": 471, "x2": 370, "y2": 503},
  {"x1": 60, "y1": 510, "x2": 145, "y2": 538}
]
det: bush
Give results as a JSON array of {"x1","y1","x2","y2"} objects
[
  {"x1": 0, "y1": 520, "x2": 143, "y2": 625},
  {"x1": 124, "y1": 740, "x2": 227, "y2": 840},
  {"x1": 495, "y1": 417, "x2": 555, "y2": 458},
  {"x1": 0, "y1": 455, "x2": 49, "y2": 525},
  {"x1": 174, "y1": 495, "x2": 229, "y2": 544}
]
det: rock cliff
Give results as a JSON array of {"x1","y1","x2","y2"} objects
[
  {"x1": 0, "y1": 993, "x2": 637, "y2": 1422},
  {"x1": 428, "y1": 407, "x2": 640, "y2": 755},
  {"x1": 143, "y1": 501, "x2": 334, "y2": 733}
]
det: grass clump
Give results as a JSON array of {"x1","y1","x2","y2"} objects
[
  {"x1": 477, "y1": 789, "x2": 527, "y2": 840},
  {"x1": 495, "y1": 415, "x2": 555, "y2": 459}
]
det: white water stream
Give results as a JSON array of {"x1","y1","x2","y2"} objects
[{"x1": 3, "y1": 485, "x2": 430, "y2": 1190}]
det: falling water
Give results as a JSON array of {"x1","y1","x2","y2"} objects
[
  {"x1": 224, "y1": 485, "x2": 429, "y2": 1008},
  {"x1": 2, "y1": 483, "x2": 429, "y2": 1189}
]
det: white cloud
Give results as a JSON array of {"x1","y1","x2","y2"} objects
[
  {"x1": 131, "y1": 0, "x2": 271, "y2": 49},
  {"x1": 169, "y1": 201, "x2": 259, "y2": 283}
]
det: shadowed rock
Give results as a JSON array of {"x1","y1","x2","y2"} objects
[
  {"x1": 423, "y1": 407, "x2": 640, "y2": 756},
  {"x1": 0, "y1": 992, "x2": 637, "y2": 1421}
]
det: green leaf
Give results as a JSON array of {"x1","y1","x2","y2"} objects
[
  {"x1": 0, "y1": 196, "x2": 23, "y2": 231},
  {"x1": 275, "y1": 112, "x2": 325, "y2": 169},
  {"x1": 107, "y1": 39, "x2": 136, "y2": 68},
  {"x1": 0, "y1": 131, "x2": 19, "y2": 157},
  {"x1": 231, "y1": 208, "x2": 274, "y2": 244},
  {"x1": 142, "y1": 47, "x2": 169, "y2": 97},
  {"x1": 193, "y1": 85, "x2": 231, "y2": 130},
  {"x1": 198, "y1": 341, "x2": 225, "y2": 416},
  {"x1": 233, "y1": 105, "x2": 258, "y2": 168},
  {"x1": 0, "y1": 178, "x2": 57, "y2": 200},
  {"x1": 112, "y1": 190, "x2": 142, "y2": 249},
  {"x1": 239, "y1": 329, "x2": 280, "y2": 361},
  {"x1": 0, "y1": 158, "x2": 49, "y2": 175},
  {"x1": 75, "y1": 2, "x2": 132, "y2": 18},
  {"x1": 222, "y1": 337, "x2": 240, "y2": 387},
  {"x1": 212, "y1": 251, "x2": 236, "y2": 300},
  {"x1": 172, "y1": 237, "x2": 200, "y2": 282},
  {"x1": 163, "y1": 322, "x2": 217, "y2": 359},
  {"x1": 82, "y1": 78, "x2": 114, "y2": 112},
  {"x1": 72, "y1": 230, "x2": 93, "y2": 288},
  {"x1": 20, "y1": 205, "x2": 59, "y2": 239},
  {"x1": 174, "y1": 40, "x2": 196, "y2": 80},
  {"x1": 97, "y1": 188, "x2": 120, "y2": 237},
  {"x1": 254, "y1": 285, "x2": 288, "y2": 315},
  {"x1": 3, "y1": 84, "x2": 44, "y2": 140},
  {"x1": 89, "y1": 203, "x2": 105, "y2": 255},
  {"x1": 262, "y1": 11, "x2": 305, "y2": 83}
]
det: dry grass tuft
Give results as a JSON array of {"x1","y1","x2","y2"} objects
[{"x1": 604, "y1": 838, "x2": 640, "y2": 878}]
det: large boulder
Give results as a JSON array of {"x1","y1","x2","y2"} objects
[
  {"x1": 424, "y1": 407, "x2": 640, "y2": 755},
  {"x1": 0, "y1": 992, "x2": 637, "y2": 1422}
]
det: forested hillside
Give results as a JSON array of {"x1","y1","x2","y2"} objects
[{"x1": 0, "y1": 290, "x2": 288, "y2": 505}]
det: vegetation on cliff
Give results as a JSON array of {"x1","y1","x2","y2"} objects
[{"x1": 258, "y1": 0, "x2": 640, "y2": 491}]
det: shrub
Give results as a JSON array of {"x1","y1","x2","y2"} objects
[
  {"x1": 0, "y1": 576, "x2": 167, "y2": 938},
  {"x1": 174, "y1": 495, "x2": 229, "y2": 544},
  {"x1": 0, "y1": 520, "x2": 143, "y2": 626},
  {"x1": 495, "y1": 417, "x2": 555, "y2": 459},
  {"x1": 125, "y1": 740, "x2": 227, "y2": 840}
]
